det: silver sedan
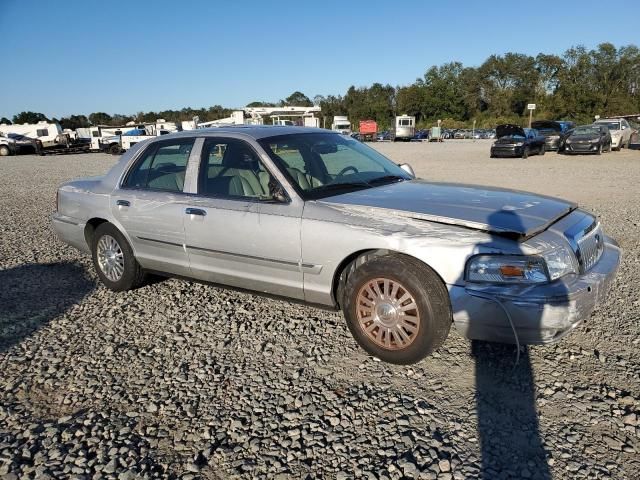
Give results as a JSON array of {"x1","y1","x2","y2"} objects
[{"x1": 52, "y1": 126, "x2": 620, "y2": 364}]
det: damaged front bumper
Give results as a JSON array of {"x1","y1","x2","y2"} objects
[{"x1": 449, "y1": 237, "x2": 621, "y2": 345}]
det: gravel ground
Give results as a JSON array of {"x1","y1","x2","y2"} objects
[{"x1": 1, "y1": 140, "x2": 639, "y2": 479}]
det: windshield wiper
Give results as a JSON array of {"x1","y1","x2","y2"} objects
[
  {"x1": 368, "y1": 175, "x2": 406, "y2": 185},
  {"x1": 313, "y1": 181, "x2": 371, "y2": 193}
]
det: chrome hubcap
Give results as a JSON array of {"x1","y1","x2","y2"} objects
[
  {"x1": 356, "y1": 278, "x2": 420, "y2": 350},
  {"x1": 97, "y1": 235, "x2": 124, "y2": 281}
]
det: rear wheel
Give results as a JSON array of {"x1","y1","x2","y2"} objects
[
  {"x1": 91, "y1": 223, "x2": 145, "y2": 291},
  {"x1": 539, "y1": 144, "x2": 546, "y2": 156},
  {"x1": 343, "y1": 254, "x2": 451, "y2": 365},
  {"x1": 109, "y1": 143, "x2": 122, "y2": 155}
]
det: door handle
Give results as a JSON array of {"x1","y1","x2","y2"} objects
[
  {"x1": 116, "y1": 200, "x2": 130, "y2": 207},
  {"x1": 185, "y1": 207, "x2": 206, "y2": 216}
]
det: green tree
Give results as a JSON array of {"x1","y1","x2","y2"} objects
[
  {"x1": 281, "y1": 91, "x2": 313, "y2": 107},
  {"x1": 12, "y1": 111, "x2": 49, "y2": 124},
  {"x1": 88, "y1": 112, "x2": 113, "y2": 125},
  {"x1": 246, "y1": 101, "x2": 277, "y2": 107},
  {"x1": 0, "y1": 117, "x2": 11, "y2": 125},
  {"x1": 59, "y1": 115, "x2": 90, "y2": 130}
]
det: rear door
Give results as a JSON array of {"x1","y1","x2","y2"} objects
[
  {"x1": 182, "y1": 137, "x2": 304, "y2": 299},
  {"x1": 110, "y1": 138, "x2": 196, "y2": 276}
]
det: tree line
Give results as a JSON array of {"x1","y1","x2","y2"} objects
[{"x1": 3, "y1": 43, "x2": 638, "y2": 131}]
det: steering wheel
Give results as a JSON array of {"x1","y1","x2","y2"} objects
[{"x1": 336, "y1": 166, "x2": 359, "y2": 178}]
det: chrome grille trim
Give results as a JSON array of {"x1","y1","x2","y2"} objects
[{"x1": 574, "y1": 223, "x2": 604, "y2": 273}]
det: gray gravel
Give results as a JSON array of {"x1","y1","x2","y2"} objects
[{"x1": 1, "y1": 143, "x2": 639, "y2": 479}]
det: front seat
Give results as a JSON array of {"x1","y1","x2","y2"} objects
[{"x1": 213, "y1": 144, "x2": 265, "y2": 195}]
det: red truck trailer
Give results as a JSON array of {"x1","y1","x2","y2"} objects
[{"x1": 359, "y1": 120, "x2": 377, "y2": 141}]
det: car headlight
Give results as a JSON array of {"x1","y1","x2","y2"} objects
[
  {"x1": 466, "y1": 255, "x2": 549, "y2": 284},
  {"x1": 514, "y1": 142, "x2": 524, "y2": 146},
  {"x1": 590, "y1": 138, "x2": 599, "y2": 143},
  {"x1": 541, "y1": 246, "x2": 578, "y2": 280}
]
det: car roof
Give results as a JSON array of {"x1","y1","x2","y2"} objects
[{"x1": 169, "y1": 125, "x2": 336, "y2": 140}]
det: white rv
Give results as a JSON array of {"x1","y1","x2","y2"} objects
[
  {"x1": 0, "y1": 121, "x2": 63, "y2": 149},
  {"x1": 331, "y1": 116, "x2": 351, "y2": 134},
  {"x1": 395, "y1": 115, "x2": 415, "y2": 141}
]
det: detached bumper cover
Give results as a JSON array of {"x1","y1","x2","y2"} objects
[{"x1": 450, "y1": 238, "x2": 620, "y2": 344}]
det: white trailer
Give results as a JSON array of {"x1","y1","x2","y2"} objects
[
  {"x1": 395, "y1": 115, "x2": 415, "y2": 141},
  {"x1": 331, "y1": 116, "x2": 351, "y2": 134},
  {"x1": 0, "y1": 121, "x2": 63, "y2": 149}
]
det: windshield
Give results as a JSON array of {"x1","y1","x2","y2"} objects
[
  {"x1": 335, "y1": 124, "x2": 350, "y2": 130},
  {"x1": 259, "y1": 133, "x2": 411, "y2": 199},
  {"x1": 573, "y1": 126, "x2": 599, "y2": 135},
  {"x1": 596, "y1": 122, "x2": 621, "y2": 131}
]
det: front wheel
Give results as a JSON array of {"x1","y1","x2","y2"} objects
[
  {"x1": 0, "y1": 145, "x2": 10, "y2": 156},
  {"x1": 597, "y1": 144, "x2": 602, "y2": 155},
  {"x1": 521, "y1": 147, "x2": 529, "y2": 159},
  {"x1": 92, "y1": 222, "x2": 146, "y2": 291},
  {"x1": 539, "y1": 144, "x2": 545, "y2": 156},
  {"x1": 109, "y1": 143, "x2": 122, "y2": 155},
  {"x1": 343, "y1": 254, "x2": 451, "y2": 364}
]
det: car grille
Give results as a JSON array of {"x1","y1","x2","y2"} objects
[
  {"x1": 573, "y1": 222, "x2": 605, "y2": 273},
  {"x1": 568, "y1": 143, "x2": 592, "y2": 151}
]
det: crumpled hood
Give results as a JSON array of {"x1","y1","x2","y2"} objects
[{"x1": 320, "y1": 180, "x2": 577, "y2": 238}]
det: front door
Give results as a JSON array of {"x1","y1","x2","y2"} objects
[
  {"x1": 110, "y1": 138, "x2": 196, "y2": 276},
  {"x1": 183, "y1": 137, "x2": 304, "y2": 299}
]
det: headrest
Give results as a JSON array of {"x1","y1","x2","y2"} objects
[{"x1": 222, "y1": 144, "x2": 256, "y2": 169}]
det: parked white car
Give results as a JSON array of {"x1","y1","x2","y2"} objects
[{"x1": 594, "y1": 118, "x2": 633, "y2": 150}]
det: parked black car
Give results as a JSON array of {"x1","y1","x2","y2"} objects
[
  {"x1": 412, "y1": 129, "x2": 429, "y2": 141},
  {"x1": 531, "y1": 120, "x2": 565, "y2": 151},
  {"x1": 563, "y1": 125, "x2": 612, "y2": 155},
  {"x1": 490, "y1": 125, "x2": 546, "y2": 158}
]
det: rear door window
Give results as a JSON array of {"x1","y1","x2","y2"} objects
[{"x1": 123, "y1": 139, "x2": 194, "y2": 192}]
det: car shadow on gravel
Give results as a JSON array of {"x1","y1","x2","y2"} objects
[
  {"x1": 0, "y1": 262, "x2": 95, "y2": 353},
  {"x1": 461, "y1": 210, "x2": 569, "y2": 479}
]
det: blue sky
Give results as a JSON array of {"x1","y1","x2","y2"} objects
[{"x1": 1, "y1": 0, "x2": 638, "y2": 118}]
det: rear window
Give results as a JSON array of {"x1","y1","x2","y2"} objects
[{"x1": 123, "y1": 140, "x2": 194, "y2": 192}]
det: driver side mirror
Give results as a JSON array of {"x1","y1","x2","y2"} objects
[
  {"x1": 268, "y1": 179, "x2": 289, "y2": 203},
  {"x1": 398, "y1": 163, "x2": 415, "y2": 178}
]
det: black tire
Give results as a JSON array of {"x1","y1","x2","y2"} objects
[
  {"x1": 539, "y1": 144, "x2": 545, "y2": 156},
  {"x1": 91, "y1": 222, "x2": 145, "y2": 291},
  {"x1": 597, "y1": 143, "x2": 602, "y2": 155},
  {"x1": 521, "y1": 147, "x2": 529, "y2": 159},
  {"x1": 343, "y1": 254, "x2": 451, "y2": 365},
  {"x1": 0, "y1": 145, "x2": 10, "y2": 157},
  {"x1": 109, "y1": 143, "x2": 122, "y2": 155}
]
